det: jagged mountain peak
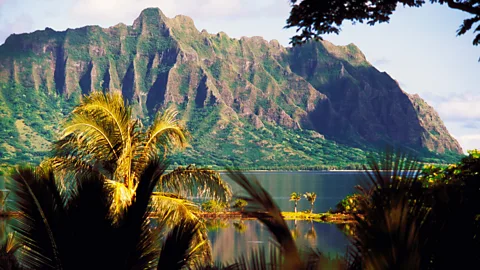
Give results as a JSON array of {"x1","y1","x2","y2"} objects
[
  {"x1": 0, "y1": 8, "x2": 463, "y2": 169},
  {"x1": 136, "y1": 7, "x2": 169, "y2": 21}
]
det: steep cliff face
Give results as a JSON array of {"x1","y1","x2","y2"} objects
[
  {"x1": 0, "y1": 8, "x2": 462, "y2": 167},
  {"x1": 287, "y1": 41, "x2": 462, "y2": 154}
]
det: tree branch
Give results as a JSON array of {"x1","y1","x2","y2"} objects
[{"x1": 447, "y1": 0, "x2": 480, "y2": 15}]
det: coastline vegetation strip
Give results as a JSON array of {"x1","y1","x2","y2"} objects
[{"x1": 193, "y1": 211, "x2": 357, "y2": 224}]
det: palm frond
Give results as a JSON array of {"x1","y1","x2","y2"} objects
[
  {"x1": 50, "y1": 145, "x2": 105, "y2": 175},
  {"x1": 157, "y1": 218, "x2": 207, "y2": 270},
  {"x1": 151, "y1": 192, "x2": 201, "y2": 223},
  {"x1": 105, "y1": 180, "x2": 135, "y2": 219},
  {"x1": 159, "y1": 165, "x2": 232, "y2": 202},
  {"x1": 299, "y1": 247, "x2": 347, "y2": 270},
  {"x1": 59, "y1": 170, "x2": 116, "y2": 270},
  {"x1": 118, "y1": 159, "x2": 167, "y2": 269},
  {"x1": 143, "y1": 109, "x2": 188, "y2": 159},
  {"x1": 54, "y1": 91, "x2": 133, "y2": 180},
  {"x1": 235, "y1": 246, "x2": 282, "y2": 270},
  {"x1": 226, "y1": 170, "x2": 302, "y2": 269},
  {"x1": 0, "y1": 232, "x2": 22, "y2": 270},
  {"x1": 348, "y1": 149, "x2": 428, "y2": 269},
  {"x1": 61, "y1": 114, "x2": 120, "y2": 161},
  {"x1": 191, "y1": 261, "x2": 240, "y2": 270},
  {"x1": 44, "y1": 156, "x2": 102, "y2": 194},
  {"x1": 113, "y1": 126, "x2": 138, "y2": 188},
  {"x1": 9, "y1": 167, "x2": 64, "y2": 270},
  {"x1": 152, "y1": 192, "x2": 215, "y2": 266},
  {"x1": 73, "y1": 90, "x2": 131, "y2": 147}
]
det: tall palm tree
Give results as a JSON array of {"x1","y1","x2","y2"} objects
[
  {"x1": 304, "y1": 192, "x2": 317, "y2": 213},
  {"x1": 290, "y1": 192, "x2": 302, "y2": 213},
  {"x1": 51, "y1": 91, "x2": 231, "y2": 217}
]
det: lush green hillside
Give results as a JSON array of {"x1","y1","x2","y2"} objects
[{"x1": 0, "y1": 8, "x2": 464, "y2": 169}]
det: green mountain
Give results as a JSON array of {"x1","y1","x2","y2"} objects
[{"x1": 0, "y1": 8, "x2": 463, "y2": 169}]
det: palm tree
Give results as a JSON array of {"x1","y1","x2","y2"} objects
[
  {"x1": 8, "y1": 160, "x2": 211, "y2": 269},
  {"x1": 290, "y1": 192, "x2": 302, "y2": 213},
  {"x1": 304, "y1": 192, "x2": 317, "y2": 213},
  {"x1": 51, "y1": 91, "x2": 232, "y2": 217}
]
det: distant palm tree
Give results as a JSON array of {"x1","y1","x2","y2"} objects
[
  {"x1": 304, "y1": 192, "x2": 317, "y2": 213},
  {"x1": 290, "y1": 192, "x2": 302, "y2": 213},
  {"x1": 52, "y1": 91, "x2": 231, "y2": 219}
]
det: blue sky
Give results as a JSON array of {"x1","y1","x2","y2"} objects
[{"x1": 0, "y1": 0, "x2": 478, "y2": 152}]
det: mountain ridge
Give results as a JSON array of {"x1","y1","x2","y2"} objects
[{"x1": 0, "y1": 7, "x2": 463, "y2": 168}]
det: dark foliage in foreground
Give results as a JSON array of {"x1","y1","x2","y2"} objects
[
  {"x1": 6, "y1": 160, "x2": 218, "y2": 270},
  {"x1": 348, "y1": 149, "x2": 480, "y2": 269}
]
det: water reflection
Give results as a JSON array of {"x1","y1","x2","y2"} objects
[
  {"x1": 233, "y1": 221, "x2": 247, "y2": 233},
  {"x1": 208, "y1": 219, "x2": 349, "y2": 264}
]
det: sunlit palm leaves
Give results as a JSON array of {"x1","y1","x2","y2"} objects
[
  {"x1": 303, "y1": 192, "x2": 317, "y2": 213},
  {"x1": 289, "y1": 192, "x2": 301, "y2": 213},
  {"x1": 52, "y1": 91, "x2": 231, "y2": 218},
  {"x1": 157, "y1": 219, "x2": 207, "y2": 270},
  {"x1": 151, "y1": 192, "x2": 201, "y2": 223},
  {"x1": 159, "y1": 165, "x2": 232, "y2": 202}
]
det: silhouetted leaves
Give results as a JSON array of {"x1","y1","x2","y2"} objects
[{"x1": 286, "y1": 0, "x2": 480, "y2": 57}]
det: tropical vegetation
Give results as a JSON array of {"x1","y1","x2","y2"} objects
[
  {"x1": 289, "y1": 192, "x2": 302, "y2": 213},
  {"x1": 303, "y1": 192, "x2": 317, "y2": 213},
  {"x1": 201, "y1": 200, "x2": 228, "y2": 213},
  {"x1": 232, "y1": 199, "x2": 248, "y2": 212}
]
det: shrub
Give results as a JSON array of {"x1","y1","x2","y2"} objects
[{"x1": 201, "y1": 200, "x2": 227, "y2": 212}]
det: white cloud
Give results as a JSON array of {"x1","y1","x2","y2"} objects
[
  {"x1": 69, "y1": 0, "x2": 284, "y2": 23},
  {"x1": 457, "y1": 134, "x2": 480, "y2": 152},
  {"x1": 433, "y1": 93, "x2": 480, "y2": 122}
]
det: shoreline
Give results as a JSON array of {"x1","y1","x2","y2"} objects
[
  {"x1": 199, "y1": 169, "x2": 367, "y2": 173},
  {"x1": 197, "y1": 211, "x2": 357, "y2": 224}
]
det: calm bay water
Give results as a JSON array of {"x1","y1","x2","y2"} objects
[{"x1": 207, "y1": 171, "x2": 365, "y2": 263}]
